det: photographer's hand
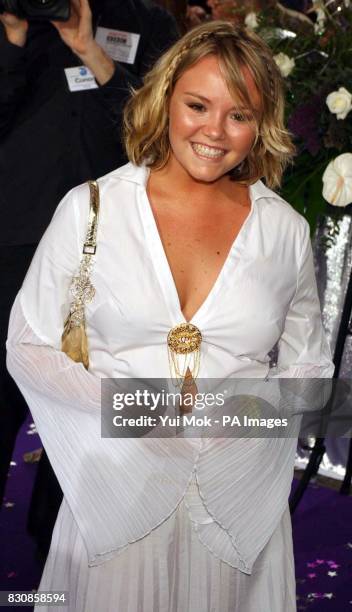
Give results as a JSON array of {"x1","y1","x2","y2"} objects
[
  {"x1": 0, "y1": 12, "x2": 28, "y2": 47},
  {"x1": 51, "y1": 0, "x2": 115, "y2": 86}
]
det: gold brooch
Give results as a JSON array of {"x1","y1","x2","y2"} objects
[{"x1": 167, "y1": 323, "x2": 202, "y2": 386}]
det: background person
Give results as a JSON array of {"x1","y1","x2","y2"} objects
[{"x1": 0, "y1": 0, "x2": 178, "y2": 553}]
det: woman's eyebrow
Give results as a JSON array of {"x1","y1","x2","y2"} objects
[
  {"x1": 183, "y1": 92, "x2": 211, "y2": 102},
  {"x1": 183, "y1": 92, "x2": 251, "y2": 111}
]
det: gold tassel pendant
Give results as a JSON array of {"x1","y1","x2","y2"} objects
[
  {"x1": 167, "y1": 322, "x2": 202, "y2": 388},
  {"x1": 61, "y1": 318, "x2": 89, "y2": 370}
]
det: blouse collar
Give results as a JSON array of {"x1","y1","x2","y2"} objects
[{"x1": 110, "y1": 162, "x2": 284, "y2": 205}]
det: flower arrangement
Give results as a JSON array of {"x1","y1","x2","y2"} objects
[{"x1": 206, "y1": 1, "x2": 352, "y2": 235}]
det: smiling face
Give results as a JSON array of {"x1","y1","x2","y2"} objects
[{"x1": 167, "y1": 54, "x2": 261, "y2": 184}]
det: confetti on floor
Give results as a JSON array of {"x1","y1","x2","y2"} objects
[{"x1": 1, "y1": 417, "x2": 351, "y2": 611}]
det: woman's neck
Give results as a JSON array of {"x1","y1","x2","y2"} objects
[{"x1": 149, "y1": 157, "x2": 249, "y2": 210}]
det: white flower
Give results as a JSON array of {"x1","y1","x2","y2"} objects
[
  {"x1": 315, "y1": 7, "x2": 326, "y2": 22},
  {"x1": 314, "y1": 7, "x2": 326, "y2": 34},
  {"x1": 326, "y1": 87, "x2": 352, "y2": 120},
  {"x1": 244, "y1": 12, "x2": 259, "y2": 30},
  {"x1": 344, "y1": 0, "x2": 350, "y2": 8},
  {"x1": 273, "y1": 52, "x2": 295, "y2": 78},
  {"x1": 314, "y1": 21, "x2": 325, "y2": 34},
  {"x1": 322, "y1": 153, "x2": 352, "y2": 207},
  {"x1": 312, "y1": 1, "x2": 326, "y2": 34}
]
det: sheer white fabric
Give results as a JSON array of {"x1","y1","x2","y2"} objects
[
  {"x1": 6, "y1": 162, "x2": 334, "y2": 609},
  {"x1": 37, "y1": 475, "x2": 296, "y2": 612},
  {"x1": 7, "y1": 298, "x2": 301, "y2": 574},
  {"x1": 7, "y1": 298, "x2": 200, "y2": 566}
]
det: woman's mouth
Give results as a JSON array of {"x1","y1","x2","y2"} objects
[{"x1": 191, "y1": 143, "x2": 226, "y2": 159}]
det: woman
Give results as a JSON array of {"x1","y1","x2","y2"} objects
[{"x1": 7, "y1": 20, "x2": 333, "y2": 612}]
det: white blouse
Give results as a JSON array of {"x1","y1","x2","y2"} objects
[{"x1": 6, "y1": 162, "x2": 333, "y2": 574}]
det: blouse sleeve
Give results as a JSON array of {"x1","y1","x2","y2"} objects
[
  {"x1": 5, "y1": 185, "x2": 102, "y2": 411},
  {"x1": 6, "y1": 185, "x2": 199, "y2": 567},
  {"x1": 273, "y1": 219, "x2": 334, "y2": 379}
]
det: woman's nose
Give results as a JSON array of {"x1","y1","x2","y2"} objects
[{"x1": 202, "y1": 113, "x2": 225, "y2": 140}]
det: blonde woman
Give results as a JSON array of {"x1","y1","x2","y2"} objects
[{"x1": 7, "y1": 20, "x2": 333, "y2": 612}]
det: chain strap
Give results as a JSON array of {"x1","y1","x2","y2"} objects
[{"x1": 61, "y1": 181, "x2": 100, "y2": 369}]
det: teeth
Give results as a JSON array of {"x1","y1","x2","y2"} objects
[{"x1": 192, "y1": 143, "x2": 225, "y2": 158}]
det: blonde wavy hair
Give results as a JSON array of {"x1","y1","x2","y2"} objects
[{"x1": 123, "y1": 20, "x2": 295, "y2": 188}]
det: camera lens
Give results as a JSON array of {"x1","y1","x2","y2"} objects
[
  {"x1": 6, "y1": 0, "x2": 70, "y2": 20},
  {"x1": 27, "y1": 0, "x2": 58, "y2": 8}
]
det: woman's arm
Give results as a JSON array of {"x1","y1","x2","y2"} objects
[
  {"x1": 269, "y1": 219, "x2": 334, "y2": 416},
  {"x1": 5, "y1": 185, "x2": 198, "y2": 564},
  {"x1": 5, "y1": 183, "x2": 103, "y2": 411},
  {"x1": 273, "y1": 219, "x2": 334, "y2": 378},
  {"x1": 6, "y1": 291, "x2": 197, "y2": 566},
  {"x1": 6, "y1": 294, "x2": 101, "y2": 414}
]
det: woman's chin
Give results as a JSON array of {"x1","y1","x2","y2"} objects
[{"x1": 183, "y1": 161, "x2": 226, "y2": 184}]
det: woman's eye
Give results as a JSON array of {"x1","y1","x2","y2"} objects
[
  {"x1": 231, "y1": 112, "x2": 246, "y2": 122},
  {"x1": 231, "y1": 112, "x2": 253, "y2": 123},
  {"x1": 187, "y1": 103, "x2": 205, "y2": 112}
]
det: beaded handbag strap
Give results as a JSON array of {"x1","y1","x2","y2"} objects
[{"x1": 66, "y1": 180, "x2": 100, "y2": 329}]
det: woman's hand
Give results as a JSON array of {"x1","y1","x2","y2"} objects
[
  {"x1": 0, "y1": 12, "x2": 28, "y2": 47},
  {"x1": 51, "y1": 0, "x2": 115, "y2": 86}
]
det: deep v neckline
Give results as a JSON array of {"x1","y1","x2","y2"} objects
[{"x1": 140, "y1": 173, "x2": 256, "y2": 326}]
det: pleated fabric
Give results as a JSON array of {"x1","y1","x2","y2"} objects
[
  {"x1": 7, "y1": 296, "x2": 329, "y2": 575},
  {"x1": 6, "y1": 162, "x2": 334, "y2": 611},
  {"x1": 36, "y1": 474, "x2": 296, "y2": 612}
]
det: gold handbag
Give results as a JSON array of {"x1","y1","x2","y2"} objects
[{"x1": 61, "y1": 180, "x2": 100, "y2": 369}]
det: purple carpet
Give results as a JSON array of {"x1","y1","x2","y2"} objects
[
  {"x1": 292, "y1": 479, "x2": 352, "y2": 611},
  {"x1": 0, "y1": 418, "x2": 43, "y2": 611},
  {"x1": 1, "y1": 417, "x2": 352, "y2": 611}
]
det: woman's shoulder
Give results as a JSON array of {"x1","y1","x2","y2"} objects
[
  {"x1": 96, "y1": 162, "x2": 148, "y2": 195},
  {"x1": 68, "y1": 160, "x2": 145, "y2": 194},
  {"x1": 57, "y1": 162, "x2": 148, "y2": 220},
  {"x1": 251, "y1": 179, "x2": 309, "y2": 240}
]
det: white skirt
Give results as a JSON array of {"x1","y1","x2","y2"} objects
[{"x1": 36, "y1": 477, "x2": 296, "y2": 612}]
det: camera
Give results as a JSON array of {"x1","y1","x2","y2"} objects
[{"x1": 0, "y1": 0, "x2": 70, "y2": 21}]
